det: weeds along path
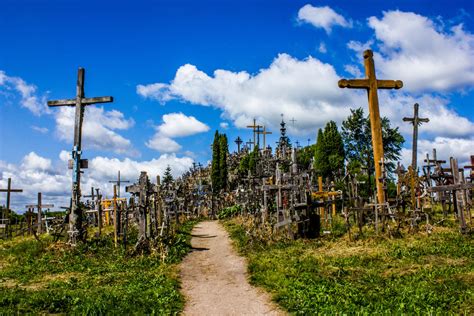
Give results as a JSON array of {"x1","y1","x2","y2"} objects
[{"x1": 180, "y1": 221, "x2": 284, "y2": 316}]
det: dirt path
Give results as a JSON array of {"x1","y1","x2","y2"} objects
[{"x1": 180, "y1": 221, "x2": 285, "y2": 316}]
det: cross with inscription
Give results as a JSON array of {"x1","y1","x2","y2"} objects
[
  {"x1": 47, "y1": 68, "x2": 113, "y2": 244},
  {"x1": 339, "y1": 50, "x2": 403, "y2": 205},
  {"x1": 403, "y1": 103, "x2": 429, "y2": 171}
]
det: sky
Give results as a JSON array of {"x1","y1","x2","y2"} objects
[{"x1": 0, "y1": 0, "x2": 473, "y2": 211}]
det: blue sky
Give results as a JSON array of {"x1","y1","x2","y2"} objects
[{"x1": 0, "y1": 0, "x2": 473, "y2": 210}]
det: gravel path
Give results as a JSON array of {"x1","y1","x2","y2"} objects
[{"x1": 180, "y1": 221, "x2": 285, "y2": 316}]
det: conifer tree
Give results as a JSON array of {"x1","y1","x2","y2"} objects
[
  {"x1": 162, "y1": 165, "x2": 174, "y2": 186},
  {"x1": 219, "y1": 133, "x2": 229, "y2": 190},
  {"x1": 211, "y1": 130, "x2": 221, "y2": 194}
]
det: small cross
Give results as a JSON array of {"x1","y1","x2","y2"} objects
[
  {"x1": 234, "y1": 136, "x2": 243, "y2": 153},
  {"x1": 25, "y1": 192, "x2": 54, "y2": 234},
  {"x1": 403, "y1": 103, "x2": 429, "y2": 171},
  {"x1": 109, "y1": 170, "x2": 130, "y2": 198},
  {"x1": 339, "y1": 49, "x2": 403, "y2": 205},
  {"x1": 290, "y1": 118, "x2": 297, "y2": 127}
]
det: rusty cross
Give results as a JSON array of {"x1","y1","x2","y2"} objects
[
  {"x1": 403, "y1": 103, "x2": 429, "y2": 171},
  {"x1": 234, "y1": 136, "x2": 243, "y2": 153},
  {"x1": 47, "y1": 68, "x2": 113, "y2": 244},
  {"x1": 339, "y1": 49, "x2": 403, "y2": 205},
  {"x1": 109, "y1": 170, "x2": 129, "y2": 198}
]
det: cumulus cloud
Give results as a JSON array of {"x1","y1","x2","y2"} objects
[
  {"x1": 146, "y1": 113, "x2": 209, "y2": 153},
  {"x1": 0, "y1": 70, "x2": 49, "y2": 116},
  {"x1": 354, "y1": 10, "x2": 474, "y2": 92},
  {"x1": 297, "y1": 4, "x2": 352, "y2": 34},
  {"x1": 137, "y1": 54, "x2": 359, "y2": 135},
  {"x1": 54, "y1": 106, "x2": 137, "y2": 156},
  {"x1": 220, "y1": 122, "x2": 229, "y2": 129},
  {"x1": 0, "y1": 151, "x2": 194, "y2": 212}
]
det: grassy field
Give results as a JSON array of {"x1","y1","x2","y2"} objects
[
  {"x1": 224, "y1": 218, "x2": 474, "y2": 315},
  {"x1": 0, "y1": 221, "x2": 197, "y2": 315}
]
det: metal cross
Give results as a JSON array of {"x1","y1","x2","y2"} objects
[
  {"x1": 339, "y1": 49, "x2": 403, "y2": 205},
  {"x1": 47, "y1": 68, "x2": 113, "y2": 244},
  {"x1": 109, "y1": 170, "x2": 130, "y2": 198},
  {"x1": 403, "y1": 103, "x2": 429, "y2": 171}
]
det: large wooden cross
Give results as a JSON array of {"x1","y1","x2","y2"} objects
[
  {"x1": 247, "y1": 119, "x2": 263, "y2": 150},
  {"x1": 339, "y1": 49, "x2": 403, "y2": 205},
  {"x1": 25, "y1": 192, "x2": 54, "y2": 234},
  {"x1": 109, "y1": 170, "x2": 129, "y2": 198},
  {"x1": 403, "y1": 103, "x2": 429, "y2": 171},
  {"x1": 257, "y1": 126, "x2": 272, "y2": 148},
  {"x1": 47, "y1": 68, "x2": 113, "y2": 244}
]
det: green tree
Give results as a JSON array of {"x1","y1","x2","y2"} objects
[
  {"x1": 341, "y1": 108, "x2": 404, "y2": 174},
  {"x1": 219, "y1": 133, "x2": 229, "y2": 190},
  {"x1": 296, "y1": 144, "x2": 316, "y2": 171},
  {"x1": 211, "y1": 130, "x2": 221, "y2": 194},
  {"x1": 314, "y1": 121, "x2": 345, "y2": 180},
  {"x1": 162, "y1": 165, "x2": 174, "y2": 186}
]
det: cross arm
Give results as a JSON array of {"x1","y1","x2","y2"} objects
[
  {"x1": 0, "y1": 189, "x2": 23, "y2": 192},
  {"x1": 338, "y1": 79, "x2": 369, "y2": 89},
  {"x1": 376, "y1": 80, "x2": 403, "y2": 89},
  {"x1": 48, "y1": 96, "x2": 114, "y2": 107}
]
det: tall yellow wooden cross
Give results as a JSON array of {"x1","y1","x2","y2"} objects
[{"x1": 338, "y1": 50, "x2": 403, "y2": 205}]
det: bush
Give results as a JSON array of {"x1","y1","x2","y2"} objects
[{"x1": 217, "y1": 205, "x2": 242, "y2": 219}]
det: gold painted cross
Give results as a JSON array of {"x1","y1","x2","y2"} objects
[{"x1": 339, "y1": 50, "x2": 403, "y2": 205}]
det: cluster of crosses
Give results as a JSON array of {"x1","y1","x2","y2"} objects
[{"x1": 1, "y1": 50, "x2": 472, "y2": 243}]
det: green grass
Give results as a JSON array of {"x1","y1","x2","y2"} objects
[
  {"x1": 224, "y1": 218, "x2": 474, "y2": 315},
  {"x1": 0, "y1": 220, "x2": 197, "y2": 315}
]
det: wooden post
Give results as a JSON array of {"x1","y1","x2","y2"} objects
[
  {"x1": 113, "y1": 185, "x2": 118, "y2": 247},
  {"x1": 339, "y1": 50, "x2": 403, "y2": 206},
  {"x1": 48, "y1": 68, "x2": 113, "y2": 245},
  {"x1": 403, "y1": 103, "x2": 429, "y2": 171},
  {"x1": 318, "y1": 176, "x2": 324, "y2": 222}
]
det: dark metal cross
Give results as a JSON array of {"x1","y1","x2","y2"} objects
[
  {"x1": 403, "y1": 103, "x2": 429, "y2": 171},
  {"x1": 234, "y1": 136, "x2": 243, "y2": 153},
  {"x1": 339, "y1": 49, "x2": 403, "y2": 205},
  {"x1": 25, "y1": 192, "x2": 54, "y2": 234},
  {"x1": 109, "y1": 170, "x2": 129, "y2": 198},
  {"x1": 47, "y1": 68, "x2": 113, "y2": 244}
]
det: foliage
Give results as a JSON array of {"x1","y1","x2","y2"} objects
[
  {"x1": 223, "y1": 219, "x2": 474, "y2": 315},
  {"x1": 314, "y1": 121, "x2": 345, "y2": 180},
  {"x1": 162, "y1": 165, "x2": 174, "y2": 186},
  {"x1": 211, "y1": 130, "x2": 229, "y2": 194},
  {"x1": 217, "y1": 205, "x2": 242, "y2": 219},
  {"x1": 0, "y1": 221, "x2": 197, "y2": 314},
  {"x1": 296, "y1": 144, "x2": 316, "y2": 171},
  {"x1": 341, "y1": 107, "x2": 404, "y2": 174}
]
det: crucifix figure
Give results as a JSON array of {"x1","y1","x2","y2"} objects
[
  {"x1": 25, "y1": 192, "x2": 54, "y2": 234},
  {"x1": 48, "y1": 68, "x2": 113, "y2": 244},
  {"x1": 339, "y1": 49, "x2": 403, "y2": 205},
  {"x1": 234, "y1": 136, "x2": 243, "y2": 153},
  {"x1": 257, "y1": 126, "x2": 272, "y2": 148},
  {"x1": 109, "y1": 171, "x2": 130, "y2": 198},
  {"x1": 403, "y1": 103, "x2": 429, "y2": 171}
]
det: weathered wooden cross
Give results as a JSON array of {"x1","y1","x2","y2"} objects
[
  {"x1": 0, "y1": 178, "x2": 23, "y2": 233},
  {"x1": 109, "y1": 170, "x2": 129, "y2": 198},
  {"x1": 247, "y1": 119, "x2": 263, "y2": 149},
  {"x1": 47, "y1": 68, "x2": 113, "y2": 244},
  {"x1": 25, "y1": 192, "x2": 54, "y2": 234},
  {"x1": 339, "y1": 49, "x2": 403, "y2": 205},
  {"x1": 403, "y1": 103, "x2": 429, "y2": 171}
]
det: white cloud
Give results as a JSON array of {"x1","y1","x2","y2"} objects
[
  {"x1": 54, "y1": 106, "x2": 137, "y2": 156},
  {"x1": 365, "y1": 10, "x2": 474, "y2": 92},
  {"x1": 318, "y1": 42, "x2": 327, "y2": 53},
  {"x1": 297, "y1": 4, "x2": 352, "y2": 34},
  {"x1": 220, "y1": 122, "x2": 229, "y2": 129},
  {"x1": 0, "y1": 70, "x2": 49, "y2": 116},
  {"x1": 146, "y1": 134, "x2": 182, "y2": 153},
  {"x1": 146, "y1": 112, "x2": 209, "y2": 153},
  {"x1": 157, "y1": 112, "x2": 209, "y2": 138},
  {"x1": 31, "y1": 125, "x2": 49, "y2": 134},
  {"x1": 0, "y1": 151, "x2": 194, "y2": 212},
  {"x1": 136, "y1": 83, "x2": 171, "y2": 102},
  {"x1": 137, "y1": 54, "x2": 359, "y2": 135}
]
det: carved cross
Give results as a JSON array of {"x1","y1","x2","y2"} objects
[
  {"x1": 403, "y1": 103, "x2": 429, "y2": 171},
  {"x1": 339, "y1": 49, "x2": 403, "y2": 205},
  {"x1": 47, "y1": 68, "x2": 113, "y2": 244}
]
